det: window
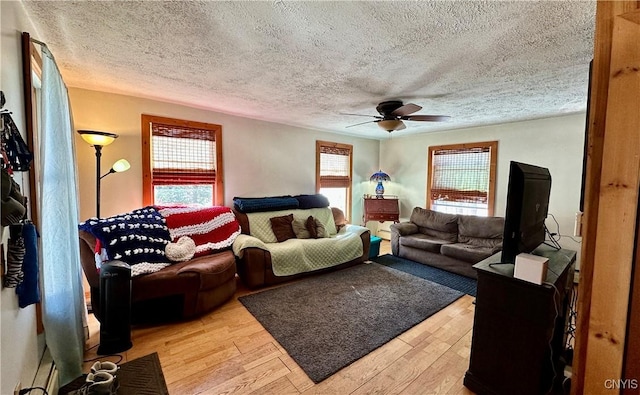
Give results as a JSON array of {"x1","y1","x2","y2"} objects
[
  {"x1": 142, "y1": 115, "x2": 223, "y2": 206},
  {"x1": 316, "y1": 141, "x2": 353, "y2": 220},
  {"x1": 427, "y1": 141, "x2": 497, "y2": 216}
]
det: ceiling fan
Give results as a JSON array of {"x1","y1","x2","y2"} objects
[{"x1": 343, "y1": 100, "x2": 451, "y2": 132}]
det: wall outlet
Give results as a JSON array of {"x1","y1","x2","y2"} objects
[{"x1": 13, "y1": 381, "x2": 21, "y2": 395}]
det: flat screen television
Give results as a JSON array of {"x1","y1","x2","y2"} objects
[{"x1": 501, "y1": 161, "x2": 552, "y2": 264}]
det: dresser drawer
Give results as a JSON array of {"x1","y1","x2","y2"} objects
[{"x1": 363, "y1": 197, "x2": 399, "y2": 223}]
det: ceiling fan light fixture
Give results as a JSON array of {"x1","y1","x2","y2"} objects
[{"x1": 377, "y1": 119, "x2": 404, "y2": 132}]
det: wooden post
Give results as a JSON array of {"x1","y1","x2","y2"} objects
[{"x1": 572, "y1": 2, "x2": 640, "y2": 394}]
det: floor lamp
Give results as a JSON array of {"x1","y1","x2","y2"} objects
[
  {"x1": 77, "y1": 130, "x2": 130, "y2": 218},
  {"x1": 78, "y1": 130, "x2": 133, "y2": 355}
]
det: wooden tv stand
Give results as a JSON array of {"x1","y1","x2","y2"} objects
[{"x1": 464, "y1": 247, "x2": 576, "y2": 395}]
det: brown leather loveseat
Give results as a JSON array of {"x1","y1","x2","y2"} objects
[
  {"x1": 79, "y1": 231, "x2": 236, "y2": 322},
  {"x1": 78, "y1": 205, "x2": 239, "y2": 322}
]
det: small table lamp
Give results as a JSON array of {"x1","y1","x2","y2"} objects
[{"x1": 370, "y1": 170, "x2": 391, "y2": 198}]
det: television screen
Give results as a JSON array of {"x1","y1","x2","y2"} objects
[{"x1": 501, "y1": 161, "x2": 552, "y2": 264}]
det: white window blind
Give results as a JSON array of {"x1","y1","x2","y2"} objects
[
  {"x1": 430, "y1": 147, "x2": 490, "y2": 204},
  {"x1": 151, "y1": 124, "x2": 216, "y2": 184},
  {"x1": 319, "y1": 145, "x2": 351, "y2": 188}
]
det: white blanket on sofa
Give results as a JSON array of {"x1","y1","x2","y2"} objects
[{"x1": 232, "y1": 224, "x2": 367, "y2": 276}]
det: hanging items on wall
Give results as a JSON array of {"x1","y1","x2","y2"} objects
[
  {"x1": 16, "y1": 221, "x2": 41, "y2": 307},
  {"x1": 1, "y1": 165, "x2": 29, "y2": 291},
  {"x1": 3, "y1": 224, "x2": 25, "y2": 288},
  {"x1": 1, "y1": 166, "x2": 27, "y2": 227},
  {"x1": 1, "y1": 91, "x2": 33, "y2": 172},
  {"x1": 1, "y1": 90, "x2": 31, "y2": 291}
]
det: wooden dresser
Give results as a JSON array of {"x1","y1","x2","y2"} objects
[{"x1": 363, "y1": 195, "x2": 399, "y2": 224}]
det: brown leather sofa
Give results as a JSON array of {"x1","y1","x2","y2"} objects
[
  {"x1": 79, "y1": 230, "x2": 236, "y2": 322},
  {"x1": 233, "y1": 207, "x2": 370, "y2": 288}
]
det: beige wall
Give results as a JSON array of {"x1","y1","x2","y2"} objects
[
  {"x1": 380, "y1": 113, "x2": 586, "y2": 267},
  {"x1": 1, "y1": 2, "x2": 44, "y2": 394},
  {"x1": 69, "y1": 88, "x2": 381, "y2": 223}
]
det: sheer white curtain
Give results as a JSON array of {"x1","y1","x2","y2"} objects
[{"x1": 39, "y1": 46, "x2": 84, "y2": 385}]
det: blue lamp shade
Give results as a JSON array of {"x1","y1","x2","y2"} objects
[{"x1": 370, "y1": 170, "x2": 391, "y2": 198}]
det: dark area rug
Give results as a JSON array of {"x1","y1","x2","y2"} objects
[
  {"x1": 238, "y1": 263, "x2": 463, "y2": 383},
  {"x1": 373, "y1": 254, "x2": 477, "y2": 297},
  {"x1": 59, "y1": 353, "x2": 168, "y2": 395}
]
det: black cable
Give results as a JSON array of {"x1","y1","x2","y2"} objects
[
  {"x1": 19, "y1": 387, "x2": 49, "y2": 395},
  {"x1": 565, "y1": 285, "x2": 578, "y2": 352},
  {"x1": 548, "y1": 213, "x2": 582, "y2": 244},
  {"x1": 544, "y1": 224, "x2": 562, "y2": 250},
  {"x1": 83, "y1": 353, "x2": 123, "y2": 364},
  {"x1": 549, "y1": 213, "x2": 561, "y2": 237}
]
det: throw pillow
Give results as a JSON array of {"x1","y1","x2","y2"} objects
[
  {"x1": 314, "y1": 218, "x2": 327, "y2": 238},
  {"x1": 305, "y1": 216, "x2": 318, "y2": 239},
  {"x1": 165, "y1": 236, "x2": 196, "y2": 262},
  {"x1": 292, "y1": 217, "x2": 311, "y2": 239},
  {"x1": 270, "y1": 214, "x2": 296, "y2": 242},
  {"x1": 305, "y1": 215, "x2": 327, "y2": 239},
  {"x1": 331, "y1": 207, "x2": 347, "y2": 231}
]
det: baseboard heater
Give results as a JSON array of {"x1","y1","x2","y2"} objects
[{"x1": 33, "y1": 347, "x2": 59, "y2": 395}]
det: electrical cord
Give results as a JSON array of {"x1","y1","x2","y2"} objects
[
  {"x1": 548, "y1": 213, "x2": 582, "y2": 244},
  {"x1": 542, "y1": 282, "x2": 560, "y2": 394},
  {"x1": 565, "y1": 285, "x2": 578, "y2": 351},
  {"x1": 83, "y1": 353, "x2": 123, "y2": 365},
  {"x1": 542, "y1": 281, "x2": 561, "y2": 395},
  {"x1": 18, "y1": 387, "x2": 48, "y2": 395},
  {"x1": 83, "y1": 342, "x2": 123, "y2": 364},
  {"x1": 543, "y1": 224, "x2": 562, "y2": 250}
]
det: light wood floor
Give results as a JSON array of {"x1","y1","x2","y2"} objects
[{"x1": 84, "y1": 241, "x2": 477, "y2": 394}]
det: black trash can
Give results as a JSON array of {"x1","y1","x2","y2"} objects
[{"x1": 97, "y1": 260, "x2": 133, "y2": 354}]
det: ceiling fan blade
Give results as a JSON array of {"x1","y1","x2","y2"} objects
[
  {"x1": 340, "y1": 112, "x2": 381, "y2": 118},
  {"x1": 345, "y1": 120, "x2": 377, "y2": 128},
  {"x1": 401, "y1": 115, "x2": 452, "y2": 122},
  {"x1": 390, "y1": 103, "x2": 422, "y2": 116}
]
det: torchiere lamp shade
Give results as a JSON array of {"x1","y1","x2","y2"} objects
[
  {"x1": 78, "y1": 130, "x2": 118, "y2": 147},
  {"x1": 77, "y1": 129, "x2": 123, "y2": 217}
]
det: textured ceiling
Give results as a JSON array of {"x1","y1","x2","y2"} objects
[{"x1": 21, "y1": 1, "x2": 596, "y2": 139}]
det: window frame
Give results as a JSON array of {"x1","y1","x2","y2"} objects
[
  {"x1": 426, "y1": 141, "x2": 498, "y2": 216},
  {"x1": 315, "y1": 140, "x2": 353, "y2": 221},
  {"x1": 21, "y1": 32, "x2": 45, "y2": 334},
  {"x1": 141, "y1": 114, "x2": 224, "y2": 206}
]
